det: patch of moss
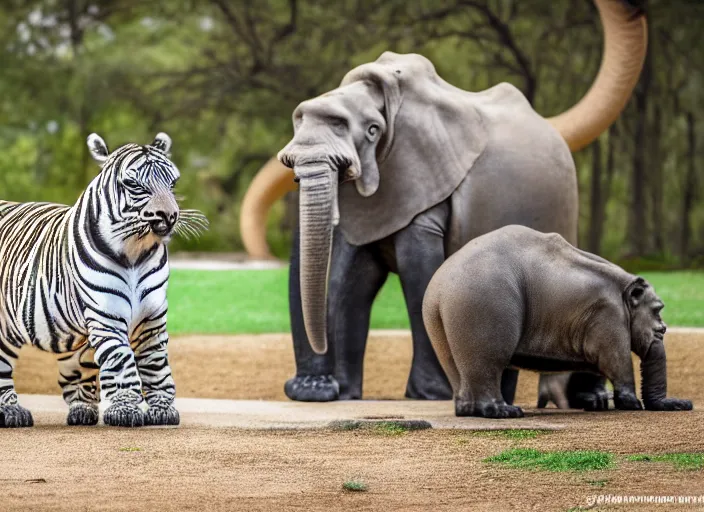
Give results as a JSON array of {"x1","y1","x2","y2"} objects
[
  {"x1": 328, "y1": 419, "x2": 431, "y2": 434},
  {"x1": 586, "y1": 479, "x2": 608, "y2": 487},
  {"x1": 342, "y1": 480, "x2": 368, "y2": 492},
  {"x1": 627, "y1": 453, "x2": 704, "y2": 471},
  {"x1": 470, "y1": 429, "x2": 551, "y2": 440},
  {"x1": 484, "y1": 448, "x2": 614, "y2": 472}
]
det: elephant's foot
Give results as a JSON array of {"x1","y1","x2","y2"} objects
[
  {"x1": 284, "y1": 375, "x2": 340, "y2": 402},
  {"x1": 103, "y1": 391, "x2": 145, "y2": 427},
  {"x1": 566, "y1": 373, "x2": 610, "y2": 411},
  {"x1": 0, "y1": 404, "x2": 34, "y2": 428},
  {"x1": 405, "y1": 372, "x2": 452, "y2": 400},
  {"x1": 644, "y1": 398, "x2": 693, "y2": 411},
  {"x1": 67, "y1": 402, "x2": 99, "y2": 426},
  {"x1": 456, "y1": 399, "x2": 524, "y2": 419},
  {"x1": 573, "y1": 390, "x2": 610, "y2": 411},
  {"x1": 338, "y1": 384, "x2": 362, "y2": 401},
  {"x1": 613, "y1": 391, "x2": 642, "y2": 410},
  {"x1": 145, "y1": 398, "x2": 180, "y2": 426}
]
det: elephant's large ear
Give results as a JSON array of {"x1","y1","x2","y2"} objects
[
  {"x1": 625, "y1": 277, "x2": 649, "y2": 309},
  {"x1": 336, "y1": 52, "x2": 489, "y2": 246}
]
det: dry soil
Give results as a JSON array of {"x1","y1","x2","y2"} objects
[{"x1": 4, "y1": 331, "x2": 704, "y2": 511}]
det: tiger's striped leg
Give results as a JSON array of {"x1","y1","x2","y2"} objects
[
  {"x1": 58, "y1": 345, "x2": 99, "y2": 426},
  {"x1": 134, "y1": 327, "x2": 179, "y2": 426},
  {"x1": 88, "y1": 318, "x2": 145, "y2": 427},
  {"x1": 0, "y1": 341, "x2": 33, "y2": 427}
]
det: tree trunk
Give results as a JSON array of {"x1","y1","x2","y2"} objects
[
  {"x1": 649, "y1": 104, "x2": 664, "y2": 254},
  {"x1": 604, "y1": 123, "x2": 618, "y2": 208},
  {"x1": 680, "y1": 112, "x2": 697, "y2": 264},
  {"x1": 626, "y1": 35, "x2": 651, "y2": 257},
  {"x1": 587, "y1": 136, "x2": 603, "y2": 254}
]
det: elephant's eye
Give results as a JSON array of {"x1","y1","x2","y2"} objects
[{"x1": 367, "y1": 124, "x2": 379, "y2": 139}]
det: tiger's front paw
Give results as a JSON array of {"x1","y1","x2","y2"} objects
[
  {"x1": 0, "y1": 404, "x2": 34, "y2": 428},
  {"x1": 103, "y1": 391, "x2": 145, "y2": 427},
  {"x1": 67, "y1": 403, "x2": 99, "y2": 426},
  {"x1": 145, "y1": 404, "x2": 180, "y2": 426}
]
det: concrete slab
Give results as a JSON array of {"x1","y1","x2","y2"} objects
[{"x1": 18, "y1": 394, "x2": 567, "y2": 431}]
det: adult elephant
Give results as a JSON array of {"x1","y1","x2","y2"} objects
[{"x1": 241, "y1": 0, "x2": 647, "y2": 403}]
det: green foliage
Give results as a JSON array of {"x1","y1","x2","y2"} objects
[
  {"x1": 484, "y1": 448, "x2": 614, "y2": 472},
  {"x1": 627, "y1": 453, "x2": 704, "y2": 471},
  {"x1": 0, "y1": 1, "x2": 702, "y2": 261}
]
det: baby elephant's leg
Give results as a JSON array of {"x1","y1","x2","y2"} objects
[
  {"x1": 58, "y1": 344, "x2": 99, "y2": 426},
  {"x1": 449, "y1": 323, "x2": 523, "y2": 419},
  {"x1": 640, "y1": 340, "x2": 692, "y2": 411},
  {"x1": 595, "y1": 343, "x2": 642, "y2": 411}
]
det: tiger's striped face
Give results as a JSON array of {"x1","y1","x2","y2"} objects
[{"x1": 87, "y1": 133, "x2": 183, "y2": 255}]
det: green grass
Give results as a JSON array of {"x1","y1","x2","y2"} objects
[
  {"x1": 118, "y1": 447, "x2": 142, "y2": 452},
  {"x1": 585, "y1": 479, "x2": 608, "y2": 487},
  {"x1": 627, "y1": 453, "x2": 704, "y2": 471},
  {"x1": 166, "y1": 269, "x2": 704, "y2": 335},
  {"x1": 469, "y1": 429, "x2": 551, "y2": 440},
  {"x1": 342, "y1": 480, "x2": 368, "y2": 492},
  {"x1": 484, "y1": 448, "x2": 614, "y2": 472},
  {"x1": 371, "y1": 421, "x2": 411, "y2": 436}
]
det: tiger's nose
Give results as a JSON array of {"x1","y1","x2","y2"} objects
[{"x1": 143, "y1": 210, "x2": 178, "y2": 227}]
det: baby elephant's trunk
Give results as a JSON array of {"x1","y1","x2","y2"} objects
[
  {"x1": 640, "y1": 340, "x2": 667, "y2": 408},
  {"x1": 640, "y1": 340, "x2": 693, "y2": 411}
]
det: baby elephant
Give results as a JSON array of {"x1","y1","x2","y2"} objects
[{"x1": 423, "y1": 225, "x2": 693, "y2": 419}]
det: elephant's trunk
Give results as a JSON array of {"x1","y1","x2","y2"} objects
[
  {"x1": 640, "y1": 339, "x2": 667, "y2": 408},
  {"x1": 296, "y1": 163, "x2": 338, "y2": 354},
  {"x1": 546, "y1": 0, "x2": 647, "y2": 151}
]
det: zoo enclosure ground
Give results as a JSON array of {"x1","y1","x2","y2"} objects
[{"x1": 7, "y1": 331, "x2": 704, "y2": 511}]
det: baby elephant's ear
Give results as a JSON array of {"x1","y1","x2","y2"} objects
[
  {"x1": 151, "y1": 132, "x2": 172, "y2": 155},
  {"x1": 626, "y1": 277, "x2": 648, "y2": 308},
  {"x1": 87, "y1": 133, "x2": 109, "y2": 164}
]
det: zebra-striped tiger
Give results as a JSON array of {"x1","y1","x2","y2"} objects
[{"x1": 0, "y1": 132, "x2": 207, "y2": 428}]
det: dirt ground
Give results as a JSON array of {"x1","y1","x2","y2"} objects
[{"x1": 6, "y1": 331, "x2": 704, "y2": 511}]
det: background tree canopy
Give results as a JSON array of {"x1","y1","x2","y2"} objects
[{"x1": 0, "y1": 0, "x2": 702, "y2": 269}]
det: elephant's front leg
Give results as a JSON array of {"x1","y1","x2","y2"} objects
[
  {"x1": 88, "y1": 318, "x2": 145, "y2": 427},
  {"x1": 285, "y1": 222, "x2": 339, "y2": 402},
  {"x1": 394, "y1": 204, "x2": 452, "y2": 400},
  {"x1": 133, "y1": 321, "x2": 179, "y2": 426},
  {"x1": 329, "y1": 232, "x2": 388, "y2": 400}
]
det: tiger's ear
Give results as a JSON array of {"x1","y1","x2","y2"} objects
[
  {"x1": 87, "y1": 133, "x2": 109, "y2": 164},
  {"x1": 151, "y1": 132, "x2": 172, "y2": 155}
]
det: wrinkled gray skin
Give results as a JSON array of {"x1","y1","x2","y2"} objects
[
  {"x1": 423, "y1": 225, "x2": 693, "y2": 418},
  {"x1": 278, "y1": 51, "x2": 600, "y2": 403}
]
